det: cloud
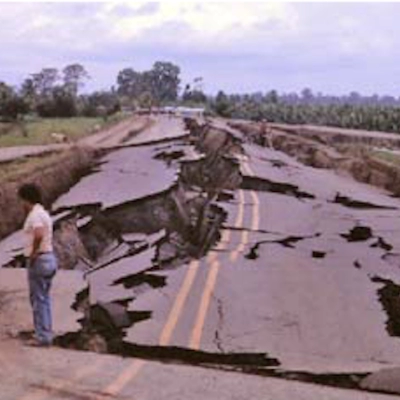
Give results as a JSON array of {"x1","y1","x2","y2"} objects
[{"x1": 0, "y1": 2, "x2": 399, "y2": 95}]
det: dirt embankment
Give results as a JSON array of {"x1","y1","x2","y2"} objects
[
  {"x1": 0, "y1": 147, "x2": 96, "y2": 240},
  {"x1": 230, "y1": 121, "x2": 400, "y2": 196},
  {"x1": 270, "y1": 123, "x2": 400, "y2": 150}
]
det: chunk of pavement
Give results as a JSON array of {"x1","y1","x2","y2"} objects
[{"x1": 360, "y1": 368, "x2": 400, "y2": 394}]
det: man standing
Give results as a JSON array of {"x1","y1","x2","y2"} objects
[{"x1": 18, "y1": 184, "x2": 57, "y2": 347}]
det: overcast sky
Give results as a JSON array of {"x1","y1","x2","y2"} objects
[{"x1": 0, "y1": 2, "x2": 399, "y2": 96}]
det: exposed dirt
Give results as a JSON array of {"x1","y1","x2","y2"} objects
[{"x1": 0, "y1": 147, "x2": 96, "y2": 240}]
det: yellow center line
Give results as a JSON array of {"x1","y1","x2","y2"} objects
[
  {"x1": 233, "y1": 189, "x2": 245, "y2": 228},
  {"x1": 102, "y1": 158, "x2": 261, "y2": 394},
  {"x1": 208, "y1": 228, "x2": 231, "y2": 263},
  {"x1": 23, "y1": 160, "x2": 251, "y2": 399},
  {"x1": 231, "y1": 159, "x2": 261, "y2": 263},
  {"x1": 102, "y1": 259, "x2": 201, "y2": 396},
  {"x1": 106, "y1": 206, "x2": 238, "y2": 393},
  {"x1": 245, "y1": 162, "x2": 261, "y2": 232},
  {"x1": 230, "y1": 189, "x2": 247, "y2": 262},
  {"x1": 159, "y1": 260, "x2": 200, "y2": 346},
  {"x1": 250, "y1": 190, "x2": 260, "y2": 231},
  {"x1": 102, "y1": 209, "x2": 238, "y2": 395},
  {"x1": 189, "y1": 187, "x2": 247, "y2": 350},
  {"x1": 189, "y1": 258, "x2": 220, "y2": 350}
]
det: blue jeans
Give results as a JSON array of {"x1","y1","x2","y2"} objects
[{"x1": 27, "y1": 253, "x2": 58, "y2": 344}]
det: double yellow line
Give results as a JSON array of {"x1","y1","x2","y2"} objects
[
  {"x1": 189, "y1": 229, "x2": 231, "y2": 350},
  {"x1": 102, "y1": 258, "x2": 202, "y2": 396},
  {"x1": 189, "y1": 159, "x2": 260, "y2": 352}
]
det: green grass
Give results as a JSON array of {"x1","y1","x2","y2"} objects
[{"x1": 0, "y1": 115, "x2": 125, "y2": 147}]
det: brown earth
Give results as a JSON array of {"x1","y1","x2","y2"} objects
[{"x1": 0, "y1": 146, "x2": 96, "y2": 240}]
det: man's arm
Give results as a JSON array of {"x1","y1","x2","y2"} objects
[{"x1": 30, "y1": 226, "x2": 45, "y2": 262}]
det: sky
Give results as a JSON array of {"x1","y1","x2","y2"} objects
[{"x1": 0, "y1": 1, "x2": 399, "y2": 96}]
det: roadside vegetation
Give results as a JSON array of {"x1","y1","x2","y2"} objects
[
  {"x1": 0, "y1": 113, "x2": 126, "y2": 147},
  {"x1": 2, "y1": 60, "x2": 400, "y2": 143},
  {"x1": 211, "y1": 90, "x2": 400, "y2": 133},
  {"x1": 0, "y1": 118, "x2": 103, "y2": 147},
  {"x1": 0, "y1": 61, "x2": 182, "y2": 147}
]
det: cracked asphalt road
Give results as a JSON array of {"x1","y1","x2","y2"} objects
[{"x1": 2, "y1": 116, "x2": 400, "y2": 399}]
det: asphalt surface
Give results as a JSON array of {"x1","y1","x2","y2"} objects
[{"x1": 2, "y1": 116, "x2": 400, "y2": 399}]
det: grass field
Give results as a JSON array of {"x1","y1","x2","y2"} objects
[{"x1": 0, "y1": 114, "x2": 124, "y2": 147}]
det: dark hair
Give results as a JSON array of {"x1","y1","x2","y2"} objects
[{"x1": 18, "y1": 183, "x2": 43, "y2": 205}]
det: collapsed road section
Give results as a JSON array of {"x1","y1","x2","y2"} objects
[{"x1": 3, "y1": 115, "x2": 400, "y2": 395}]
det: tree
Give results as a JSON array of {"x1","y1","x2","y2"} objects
[
  {"x1": 81, "y1": 91, "x2": 120, "y2": 117},
  {"x1": 63, "y1": 64, "x2": 90, "y2": 96},
  {"x1": 116, "y1": 61, "x2": 181, "y2": 106},
  {"x1": 36, "y1": 86, "x2": 77, "y2": 118},
  {"x1": 182, "y1": 84, "x2": 207, "y2": 104},
  {"x1": 0, "y1": 82, "x2": 27, "y2": 121},
  {"x1": 20, "y1": 78, "x2": 37, "y2": 112},
  {"x1": 138, "y1": 91, "x2": 154, "y2": 111},
  {"x1": 266, "y1": 90, "x2": 279, "y2": 104},
  {"x1": 116, "y1": 68, "x2": 144, "y2": 98},
  {"x1": 301, "y1": 87, "x2": 314, "y2": 103},
  {"x1": 31, "y1": 68, "x2": 59, "y2": 97},
  {"x1": 182, "y1": 77, "x2": 207, "y2": 104},
  {"x1": 214, "y1": 91, "x2": 233, "y2": 117},
  {"x1": 149, "y1": 61, "x2": 181, "y2": 104}
]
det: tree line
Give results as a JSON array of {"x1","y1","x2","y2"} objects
[
  {"x1": 2, "y1": 61, "x2": 400, "y2": 134},
  {"x1": 0, "y1": 61, "x2": 181, "y2": 121},
  {"x1": 212, "y1": 90, "x2": 400, "y2": 133}
]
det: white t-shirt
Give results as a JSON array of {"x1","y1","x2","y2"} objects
[{"x1": 23, "y1": 204, "x2": 54, "y2": 257}]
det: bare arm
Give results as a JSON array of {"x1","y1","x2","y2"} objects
[{"x1": 30, "y1": 226, "x2": 45, "y2": 262}]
